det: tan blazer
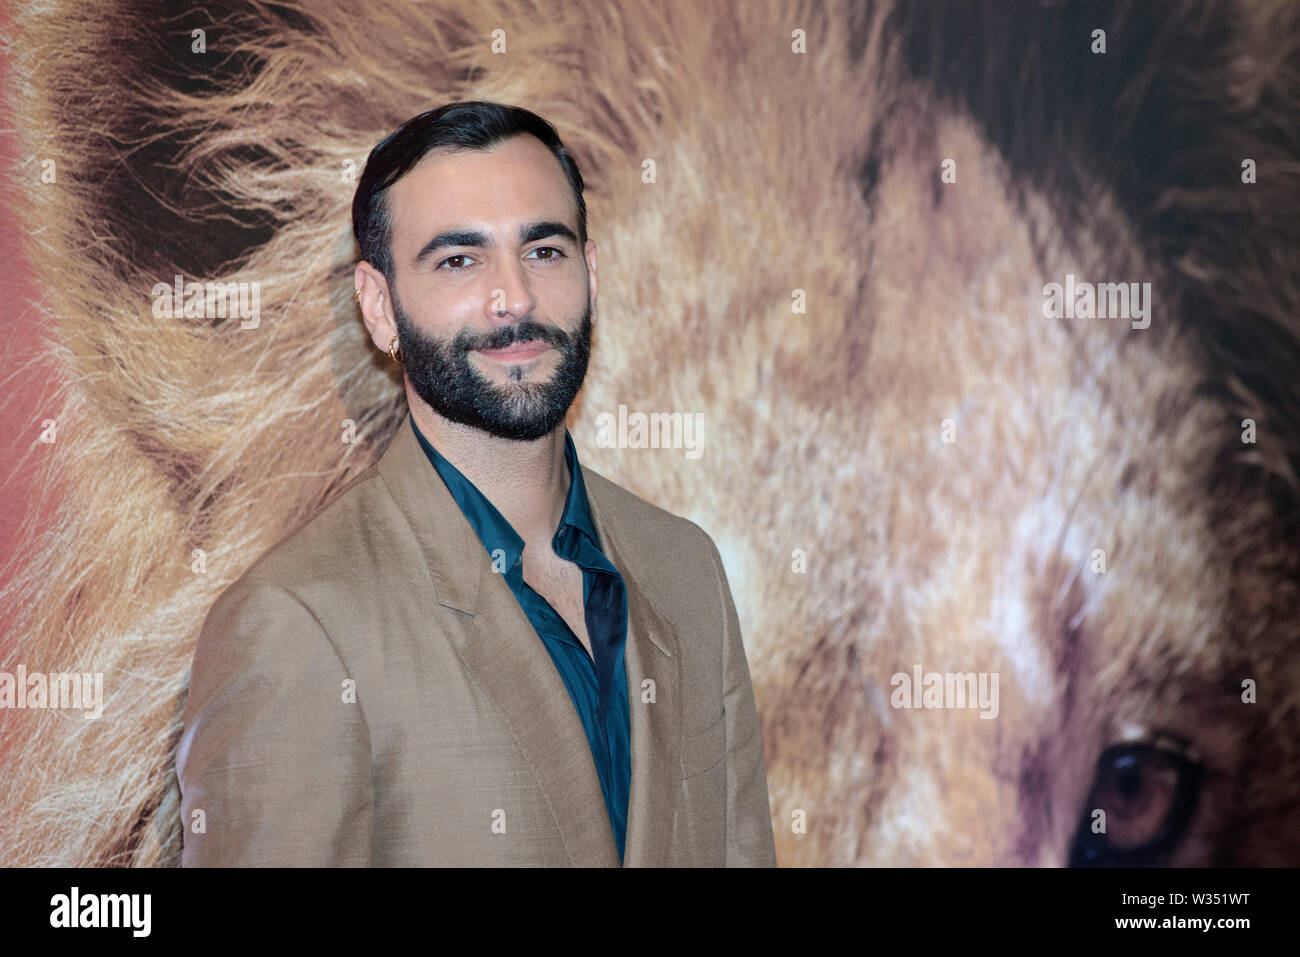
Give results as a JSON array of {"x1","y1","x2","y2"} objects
[{"x1": 177, "y1": 413, "x2": 776, "y2": 866}]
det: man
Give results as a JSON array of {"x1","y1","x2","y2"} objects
[{"x1": 176, "y1": 100, "x2": 776, "y2": 866}]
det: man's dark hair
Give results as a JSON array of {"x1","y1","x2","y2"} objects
[{"x1": 351, "y1": 100, "x2": 587, "y2": 282}]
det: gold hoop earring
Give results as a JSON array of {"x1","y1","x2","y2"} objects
[
  {"x1": 354, "y1": 286, "x2": 363, "y2": 303},
  {"x1": 388, "y1": 335, "x2": 403, "y2": 364}
]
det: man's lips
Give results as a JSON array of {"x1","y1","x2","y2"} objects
[{"x1": 475, "y1": 340, "x2": 553, "y2": 361}]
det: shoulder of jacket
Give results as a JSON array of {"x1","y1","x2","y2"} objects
[
  {"x1": 579, "y1": 464, "x2": 723, "y2": 582},
  {"x1": 583, "y1": 465, "x2": 711, "y2": 538},
  {"x1": 214, "y1": 464, "x2": 397, "y2": 603}
]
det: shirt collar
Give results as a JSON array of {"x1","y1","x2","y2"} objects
[
  {"x1": 409, "y1": 416, "x2": 602, "y2": 567},
  {"x1": 557, "y1": 430, "x2": 602, "y2": 548}
]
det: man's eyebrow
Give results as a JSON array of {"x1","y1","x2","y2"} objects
[
  {"x1": 414, "y1": 221, "x2": 580, "y2": 266},
  {"x1": 519, "y1": 220, "x2": 578, "y2": 246}
]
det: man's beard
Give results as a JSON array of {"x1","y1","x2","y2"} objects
[{"x1": 391, "y1": 287, "x2": 593, "y2": 442}]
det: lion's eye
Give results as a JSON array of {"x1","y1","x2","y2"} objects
[{"x1": 1069, "y1": 735, "x2": 1203, "y2": 866}]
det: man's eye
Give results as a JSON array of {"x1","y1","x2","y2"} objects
[
  {"x1": 438, "y1": 254, "x2": 474, "y2": 272},
  {"x1": 528, "y1": 246, "x2": 566, "y2": 262}
]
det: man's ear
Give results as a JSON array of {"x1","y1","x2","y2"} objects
[
  {"x1": 354, "y1": 261, "x2": 395, "y2": 353},
  {"x1": 584, "y1": 238, "x2": 598, "y2": 319}
]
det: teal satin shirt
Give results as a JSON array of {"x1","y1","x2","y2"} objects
[{"x1": 409, "y1": 416, "x2": 632, "y2": 863}]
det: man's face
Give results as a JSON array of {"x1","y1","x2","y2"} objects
[{"x1": 382, "y1": 134, "x2": 596, "y2": 441}]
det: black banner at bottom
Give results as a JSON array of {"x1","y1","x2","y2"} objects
[{"x1": 0, "y1": 866, "x2": 1284, "y2": 943}]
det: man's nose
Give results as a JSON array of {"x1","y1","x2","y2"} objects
[{"x1": 485, "y1": 255, "x2": 536, "y2": 324}]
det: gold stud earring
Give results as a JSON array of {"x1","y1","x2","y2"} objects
[
  {"x1": 354, "y1": 286, "x2": 363, "y2": 303},
  {"x1": 388, "y1": 334, "x2": 403, "y2": 364}
]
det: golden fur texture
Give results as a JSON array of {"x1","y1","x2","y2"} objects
[{"x1": 2, "y1": 0, "x2": 1297, "y2": 865}]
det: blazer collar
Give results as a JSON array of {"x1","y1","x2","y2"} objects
[
  {"x1": 375, "y1": 413, "x2": 682, "y2": 866},
  {"x1": 376, "y1": 411, "x2": 484, "y2": 615}
]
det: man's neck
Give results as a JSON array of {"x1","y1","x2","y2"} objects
[{"x1": 409, "y1": 396, "x2": 570, "y2": 548}]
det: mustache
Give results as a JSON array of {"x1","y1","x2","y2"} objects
[{"x1": 452, "y1": 319, "x2": 571, "y2": 353}]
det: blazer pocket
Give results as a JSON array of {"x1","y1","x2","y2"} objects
[{"x1": 680, "y1": 711, "x2": 726, "y2": 779}]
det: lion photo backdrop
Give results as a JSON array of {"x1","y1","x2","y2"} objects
[{"x1": 1, "y1": 0, "x2": 1297, "y2": 867}]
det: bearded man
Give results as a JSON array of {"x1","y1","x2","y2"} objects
[{"x1": 175, "y1": 101, "x2": 776, "y2": 867}]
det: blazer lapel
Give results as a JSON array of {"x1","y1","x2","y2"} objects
[
  {"x1": 375, "y1": 414, "x2": 618, "y2": 866},
  {"x1": 458, "y1": 571, "x2": 622, "y2": 867},
  {"x1": 582, "y1": 468, "x2": 683, "y2": 868}
]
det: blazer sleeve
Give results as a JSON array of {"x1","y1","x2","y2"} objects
[
  {"x1": 701, "y1": 532, "x2": 778, "y2": 866},
  {"x1": 176, "y1": 581, "x2": 373, "y2": 866}
]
